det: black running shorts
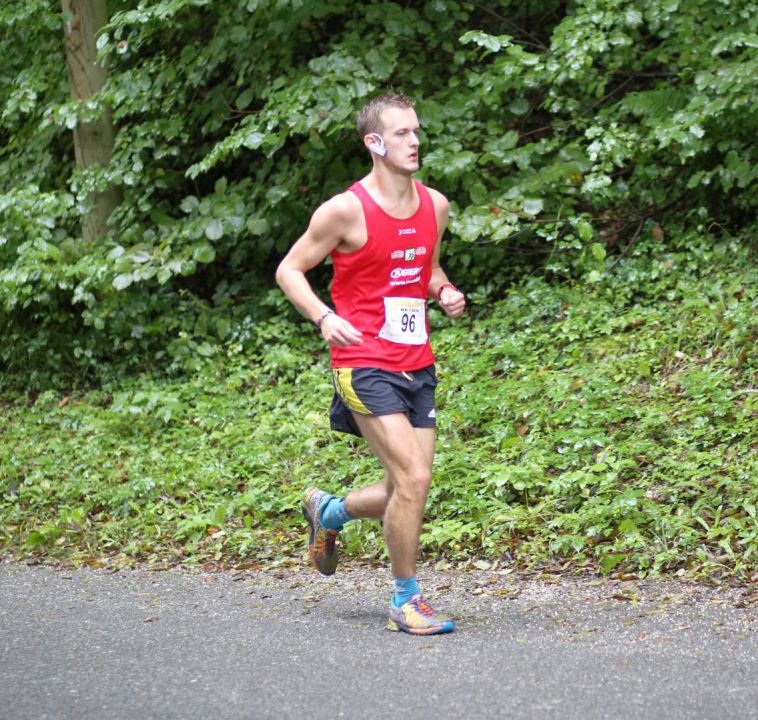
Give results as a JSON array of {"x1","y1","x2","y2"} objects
[{"x1": 329, "y1": 365, "x2": 438, "y2": 437}]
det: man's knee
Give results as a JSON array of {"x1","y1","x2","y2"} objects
[{"x1": 391, "y1": 465, "x2": 432, "y2": 504}]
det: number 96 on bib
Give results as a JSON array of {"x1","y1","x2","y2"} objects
[{"x1": 378, "y1": 296, "x2": 428, "y2": 345}]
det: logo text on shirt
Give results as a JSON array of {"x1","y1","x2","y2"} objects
[
  {"x1": 390, "y1": 266, "x2": 422, "y2": 280},
  {"x1": 389, "y1": 266, "x2": 422, "y2": 286}
]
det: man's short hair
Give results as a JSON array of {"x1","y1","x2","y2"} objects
[{"x1": 357, "y1": 92, "x2": 416, "y2": 138}]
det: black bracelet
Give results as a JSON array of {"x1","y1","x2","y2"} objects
[{"x1": 315, "y1": 309, "x2": 334, "y2": 328}]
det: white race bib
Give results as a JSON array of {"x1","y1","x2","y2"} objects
[{"x1": 377, "y1": 297, "x2": 428, "y2": 345}]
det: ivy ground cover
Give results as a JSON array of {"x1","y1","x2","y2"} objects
[{"x1": 1, "y1": 233, "x2": 755, "y2": 582}]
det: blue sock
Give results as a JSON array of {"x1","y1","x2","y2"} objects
[
  {"x1": 392, "y1": 576, "x2": 420, "y2": 608},
  {"x1": 319, "y1": 496, "x2": 353, "y2": 532}
]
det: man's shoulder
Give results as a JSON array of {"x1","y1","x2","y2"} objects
[
  {"x1": 420, "y1": 183, "x2": 449, "y2": 218},
  {"x1": 314, "y1": 189, "x2": 363, "y2": 226},
  {"x1": 305, "y1": 189, "x2": 364, "y2": 246},
  {"x1": 421, "y1": 183, "x2": 448, "y2": 206}
]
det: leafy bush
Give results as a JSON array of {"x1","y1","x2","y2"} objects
[
  {"x1": 1, "y1": 0, "x2": 756, "y2": 386},
  {"x1": 2, "y1": 232, "x2": 754, "y2": 580}
]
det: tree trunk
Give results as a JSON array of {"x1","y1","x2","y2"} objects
[{"x1": 62, "y1": 0, "x2": 120, "y2": 243}]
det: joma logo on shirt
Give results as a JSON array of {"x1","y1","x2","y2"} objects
[{"x1": 397, "y1": 228, "x2": 417, "y2": 235}]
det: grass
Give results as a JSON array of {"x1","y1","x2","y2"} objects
[{"x1": 1, "y1": 231, "x2": 756, "y2": 582}]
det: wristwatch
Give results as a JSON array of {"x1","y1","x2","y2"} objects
[{"x1": 437, "y1": 283, "x2": 458, "y2": 301}]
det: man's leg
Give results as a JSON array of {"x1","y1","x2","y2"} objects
[
  {"x1": 302, "y1": 416, "x2": 412, "y2": 575},
  {"x1": 348, "y1": 413, "x2": 452, "y2": 634},
  {"x1": 349, "y1": 412, "x2": 433, "y2": 577},
  {"x1": 341, "y1": 475, "x2": 390, "y2": 520},
  {"x1": 343, "y1": 424, "x2": 434, "y2": 522}
]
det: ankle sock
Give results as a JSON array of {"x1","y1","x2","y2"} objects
[
  {"x1": 392, "y1": 576, "x2": 420, "y2": 608},
  {"x1": 319, "y1": 496, "x2": 353, "y2": 532}
]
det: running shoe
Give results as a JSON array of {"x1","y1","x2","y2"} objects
[
  {"x1": 387, "y1": 592, "x2": 455, "y2": 635},
  {"x1": 301, "y1": 487, "x2": 339, "y2": 575}
]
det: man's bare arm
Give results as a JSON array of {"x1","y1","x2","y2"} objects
[
  {"x1": 426, "y1": 189, "x2": 466, "y2": 318},
  {"x1": 275, "y1": 195, "x2": 364, "y2": 346}
]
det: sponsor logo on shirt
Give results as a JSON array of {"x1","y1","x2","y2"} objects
[
  {"x1": 390, "y1": 266, "x2": 422, "y2": 280},
  {"x1": 398, "y1": 228, "x2": 417, "y2": 236},
  {"x1": 390, "y1": 246, "x2": 426, "y2": 261},
  {"x1": 389, "y1": 265, "x2": 423, "y2": 286}
]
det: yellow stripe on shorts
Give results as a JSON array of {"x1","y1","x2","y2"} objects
[{"x1": 332, "y1": 368, "x2": 372, "y2": 415}]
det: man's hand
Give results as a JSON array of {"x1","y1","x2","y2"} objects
[
  {"x1": 320, "y1": 313, "x2": 364, "y2": 346},
  {"x1": 439, "y1": 286, "x2": 466, "y2": 318}
]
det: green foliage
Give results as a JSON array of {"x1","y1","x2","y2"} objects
[
  {"x1": 1, "y1": 1, "x2": 756, "y2": 385},
  {"x1": 426, "y1": 230, "x2": 756, "y2": 579},
  {"x1": 0, "y1": 2, "x2": 755, "y2": 580},
  {"x1": 1, "y1": 233, "x2": 755, "y2": 580}
]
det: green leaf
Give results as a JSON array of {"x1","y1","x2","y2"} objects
[
  {"x1": 180, "y1": 196, "x2": 199, "y2": 214},
  {"x1": 247, "y1": 218, "x2": 269, "y2": 235},
  {"x1": 469, "y1": 182, "x2": 488, "y2": 204},
  {"x1": 150, "y1": 209, "x2": 175, "y2": 226},
  {"x1": 195, "y1": 342, "x2": 215, "y2": 357},
  {"x1": 213, "y1": 505, "x2": 227, "y2": 525},
  {"x1": 236, "y1": 88, "x2": 254, "y2": 109},
  {"x1": 501, "y1": 130, "x2": 519, "y2": 150},
  {"x1": 591, "y1": 242, "x2": 606, "y2": 261},
  {"x1": 521, "y1": 198, "x2": 543, "y2": 216},
  {"x1": 193, "y1": 243, "x2": 216, "y2": 264},
  {"x1": 459, "y1": 30, "x2": 512, "y2": 53},
  {"x1": 216, "y1": 317, "x2": 231, "y2": 339},
  {"x1": 242, "y1": 131, "x2": 265, "y2": 149},
  {"x1": 26, "y1": 531, "x2": 47, "y2": 548},
  {"x1": 625, "y1": 9, "x2": 643, "y2": 27},
  {"x1": 205, "y1": 219, "x2": 223, "y2": 241},
  {"x1": 448, "y1": 151, "x2": 477, "y2": 173},
  {"x1": 577, "y1": 221, "x2": 594, "y2": 242},
  {"x1": 113, "y1": 273, "x2": 134, "y2": 291},
  {"x1": 689, "y1": 124, "x2": 705, "y2": 138},
  {"x1": 509, "y1": 98, "x2": 529, "y2": 116},
  {"x1": 618, "y1": 519, "x2": 638, "y2": 535},
  {"x1": 600, "y1": 554, "x2": 626, "y2": 573}
]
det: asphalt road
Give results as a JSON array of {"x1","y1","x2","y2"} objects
[{"x1": 1, "y1": 561, "x2": 756, "y2": 720}]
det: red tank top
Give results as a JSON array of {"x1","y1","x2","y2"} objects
[{"x1": 329, "y1": 180, "x2": 437, "y2": 371}]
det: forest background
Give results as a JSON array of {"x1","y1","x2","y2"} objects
[{"x1": 0, "y1": 0, "x2": 755, "y2": 582}]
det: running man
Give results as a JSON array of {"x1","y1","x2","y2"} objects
[{"x1": 275, "y1": 92, "x2": 466, "y2": 635}]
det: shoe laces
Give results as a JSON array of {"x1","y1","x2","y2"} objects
[
  {"x1": 413, "y1": 596, "x2": 436, "y2": 617},
  {"x1": 325, "y1": 530, "x2": 338, "y2": 553}
]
